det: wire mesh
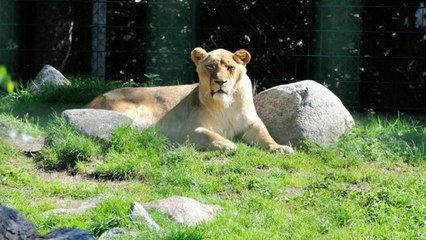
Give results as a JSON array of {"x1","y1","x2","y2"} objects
[{"x1": 0, "y1": 0, "x2": 424, "y2": 111}]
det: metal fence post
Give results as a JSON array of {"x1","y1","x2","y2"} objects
[{"x1": 92, "y1": 0, "x2": 107, "y2": 79}]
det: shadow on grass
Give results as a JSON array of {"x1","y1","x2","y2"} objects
[
  {"x1": 0, "y1": 77, "x2": 120, "y2": 127},
  {"x1": 354, "y1": 113, "x2": 426, "y2": 164}
]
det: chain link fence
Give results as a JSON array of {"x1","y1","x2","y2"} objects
[{"x1": 0, "y1": 0, "x2": 425, "y2": 111}]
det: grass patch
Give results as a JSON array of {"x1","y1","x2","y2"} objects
[
  {"x1": 0, "y1": 113, "x2": 44, "y2": 136},
  {"x1": 338, "y1": 114, "x2": 426, "y2": 164},
  {"x1": 109, "y1": 125, "x2": 167, "y2": 154},
  {"x1": 38, "y1": 114, "x2": 103, "y2": 170},
  {"x1": 0, "y1": 79, "x2": 425, "y2": 239}
]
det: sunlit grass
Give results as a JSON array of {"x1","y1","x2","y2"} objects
[{"x1": 0, "y1": 78, "x2": 425, "y2": 239}]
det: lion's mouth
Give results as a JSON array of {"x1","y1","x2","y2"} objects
[{"x1": 211, "y1": 89, "x2": 227, "y2": 96}]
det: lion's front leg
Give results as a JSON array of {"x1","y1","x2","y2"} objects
[
  {"x1": 243, "y1": 120, "x2": 294, "y2": 154},
  {"x1": 190, "y1": 127, "x2": 237, "y2": 151}
]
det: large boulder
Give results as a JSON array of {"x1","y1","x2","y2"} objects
[
  {"x1": 254, "y1": 80, "x2": 355, "y2": 146},
  {"x1": 62, "y1": 109, "x2": 135, "y2": 141},
  {"x1": 29, "y1": 65, "x2": 71, "y2": 93}
]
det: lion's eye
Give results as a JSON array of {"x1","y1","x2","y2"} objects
[
  {"x1": 227, "y1": 66, "x2": 235, "y2": 72},
  {"x1": 206, "y1": 65, "x2": 214, "y2": 71}
]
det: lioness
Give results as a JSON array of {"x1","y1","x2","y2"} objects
[{"x1": 86, "y1": 47, "x2": 293, "y2": 153}]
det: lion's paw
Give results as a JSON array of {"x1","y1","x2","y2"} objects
[
  {"x1": 270, "y1": 145, "x2": 294, "y2": 154},
  {"x1": 212, "y1": 140, "x2": 237, "y2": 151}
]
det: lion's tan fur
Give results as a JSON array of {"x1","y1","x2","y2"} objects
[{"x1": 86, "y1": 48, "x2": 293, "y2": 153}]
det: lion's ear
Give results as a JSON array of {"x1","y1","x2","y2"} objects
[
  {"x1": 191, "y1": 47, "x2": 208, "y2": 65},
  {"x1": 233, "y1": 49, "x2": 251, "y2": 66}
]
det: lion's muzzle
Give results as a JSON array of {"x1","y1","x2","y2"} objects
[
  {"x1": 214, "y1": 78, "x2": 227, "y2": 86},
  {"x1": 211, "y1": 78, "x2": 230, "y2": 96}
]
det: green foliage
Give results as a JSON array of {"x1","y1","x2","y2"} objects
[
  {"x1": 297, "y1": 114, "x2": 426, "y2": 166},
  {"x1": 0, "y1": 65, "x2": 15, "y2": 93},
  {"x1": 34, "y1": 77, "x2": 119, "y2": 104},
  {"x1": 86, "y1": 126, "x2": 169, "y2": 180},
  {"x1": 91, "y1": 152, "x2": 142, "y2": 180},
  {"x1": 109, "y1": 125, "x2": 166, "y2": 154},
  {"x1": 38, "y1": 115, "x2": 103, "y2": 170},
  {"x1": 0, "y1": 139, "x2": 12, "y2": 158},
  {"x1": 121, "y1": 73, "x2": 163, "y2": 87},
  {"x1": 337, "y1": 114, "x2": 426, "y2": 164},
  {"x1": 164, "y1": 228, "x2": 205, "y2": 240},
  {"x1": 0, "y1": 114, "x2": 44, "y2": 136},
  {"x1": 88, "y1": 200, "x2": 127, "y2": 236},
  {"x1": 7, "y1": 87, "x2": 34, "y2": 103},
  {"x1": 1, "y1": 77, "x2": 118, "y2": 106},
  {"x1": 143, "y1": 73, "x2": 163, "y2": 86}
]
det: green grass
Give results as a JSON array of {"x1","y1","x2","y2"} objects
[{"x1": 0, "y1": 78, "x2": 425, "y2": 239}]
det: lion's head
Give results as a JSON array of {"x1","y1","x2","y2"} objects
[{"x1": 191, "y1": 48, "x2": 251, "y2": 106}]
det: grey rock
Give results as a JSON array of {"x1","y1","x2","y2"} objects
[
  {"x1": 3, "y1": 133, "x2": 45, "y2": 153},
  {"x1": 29, "y1": 65, "x2": 71, "y2": 93},
  {"x1": 38, "y1": 228, "x2": 94, "y2": 240},
  {"x1": 98, "y1": 227, "x2": 124, "y2": 240},
  {"x1": 130, "y1": 202, "x2": 162, "y2": 231},
  {"x1": 284, "y1": 187, "x2": 306, "y2": 197},
  {"x1": 62, "y1": 109, "x2": 135, "y2": 141},
  {"x1": 143, "y1": 196, "x2": 221, "y2": 226},
  {"x1": 98, "y1": 227, "x2": 137, "y2": 240},
  {"x1": 254, "y1": 80, "x2": 355, "y2": 146},
  {"x1": 42, "y1": 195, "x2": 107, "y2": 216},
  {"x1": 0, "y1": 205, "x2": 37, "y2": 240},
  {"x1": 0, "y1": 120, "x2": 45, "y2": 153}
]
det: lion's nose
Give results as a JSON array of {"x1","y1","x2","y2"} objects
[{"x1": 214, "y1": 79, "x2": 227, "y2": 86}]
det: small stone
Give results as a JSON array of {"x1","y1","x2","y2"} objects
[
  {"x1": 98, "y1": 227, "x2": 137, "y2": 240},
  {"x1": 130, "y1": 202, "x2": 162, "y2": 231},
  {"x1": 29, "y1": 65, "x2": 71, "y2": 93},
  {"x1": 98, "y1": 227, "x2": 124, "y2": 240},
  {"x1": 143, "y1": 196, "x2": 221, "y2": 226},
  {"x1": 42, "y1": 195, "x2": 106, "y2": 216},
  {"x1": 284, "y1": 187, "x2": 305, "y2": 197},
  {"x1": 3, "y1": 134, "x2": 45, "y2": 153},
  {"x1": 0, "y1": 120, "x2": 45, "y2": 153}
]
